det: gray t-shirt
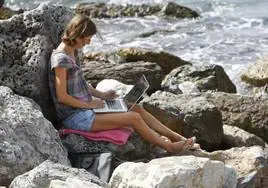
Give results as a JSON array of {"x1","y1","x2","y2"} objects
[{"x1": 48, "y1": 51, "x2": 92, "y2": 122}]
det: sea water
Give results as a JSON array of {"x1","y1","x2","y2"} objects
[{"x1": 5, "y1": 0, "x2": 268, "y2": 94}]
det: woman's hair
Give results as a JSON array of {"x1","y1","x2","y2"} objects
[{"x1": 62, "y1": 14, "x2": 97, "y2": 46}]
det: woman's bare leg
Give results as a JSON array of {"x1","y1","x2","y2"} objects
[
  {"x1": 90, "y1": 111, "x2": 193, "y2": 153},
  {"x1": 131, "y1": 105, "x2": 187, "y2": 142}
]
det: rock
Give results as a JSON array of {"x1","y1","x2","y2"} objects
[
  {"x1": 109, "y1": 156, "x2": 237, "y2": 188},
  {"x1": 136, "y1": 29, "x2": 173, "y2": 38},
  {"x1": 82, "y1": 47, "x2": 192, "y2": 94},
  {"x1": 96, "y1": 79, "x2": 134, "y2": 97},
  {"x1": 163, "y1": 2, "x2": 199, "y2": 18},
  {"x1": 0, "y1": 7, "x2": 22, "y2": 20},
  {"x1": 74, "y1": 2, "x2": 199, "y2": 19},
  {"x1": 0, "y1": 86, "x2": 69, "y2": 186},
  {"x1": 116, "y1": 48, "x2": 191, "y2": 74},
  {"x1": 9, "y1": 160, "x2": 108, "y2": 188},
  {"x1": 190, "y1": 146, "x2": 268, "y2": 187},
  {"x1": 223, "y1": 125, "x2": 265, "y2": 147},
  {"x1": 141, "y1": 91, "x2": 223, "y2": 151},
  {"x1": 83, "y1": 60, "x2": 165, "y2": 93},
  {"x1": 48, "y1": 179, "x2": 104, "y2": 188},
  {"x1": 202, "y1": 92, "x2": 268, "y2": 143},
  {"x1": 241, "y1": 57, "x2": 268, "y2": 87},
  {"x1": 238, "y1": 166, "x2": 268, "y2": 188},
  {"x1": 162, "y1": 64, "x2": 236, "y2": 94},
  {"x1": 177, "y1": 81, "x2": 201, "y2": 94},
  {"x1": 84, "y1": 48, "x2": 191, "y2": 74},
  {"x1": 0, "y1": 3, "x2": 73, "y2": 125},
  {"x1": 61, "y1": 132, "x2": 155, "y2": 168}
]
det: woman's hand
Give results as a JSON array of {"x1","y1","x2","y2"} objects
[
  {"x1": 101, "y1": 90, "x2": 118, "y2": 100},
  {"x1": 89, "y1": 98, "x2": 105, "y2": 109}
]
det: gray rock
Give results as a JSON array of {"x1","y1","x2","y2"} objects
[
  {"x1": 0, "y1": 6, "x2": 21, "y2": 20},
  {"x1": 0, "y1": 86, "x2": 69, "y2": 186},
  {"x1": 116, "y1": 48, "x2": 191, "y2": 74},
  {"x1": 83, "y1": 60, "x2": 165, "y2": 93},
  {"x1": 0, "y1": 3, "x2": 73, "y2": 125},
  {"x1": 61, "y1": 132, "x2": 157, "y2": 168},
  {"x1": 74, "y1": 2, "x2": 199, "y2": 19},
  {"x1": 237, "y1": 166, "x2": 268, "y2": 188},
  {"x1": 109, "y1": 156, "x2": 237, "y2": 188},
  {"x1": 189, "y1": 146, "x2": 268, "y2": 187},
  {"x1": 162, "y1": 64, "x2": 237, "y2": 94},
  {"x1": 202, "y1": 92, "x2": 268, "y2": 143},
  {"x1": 9, "y1": 160, "x2": 108, "y2": 188},
  {"x1": 96, "y1": 79, "x2": 134, "y2": 97},
  {"x1": 241, "y1": 57, "x2": 268, "y2": 87},
  {"x1": 223, "y1": 124, "x2": 265, "y2": 147},
  {"x1": 48, "y1": 179, "x2": 105, "y2": 188},
  {"x1": 141, "y1": 91, "x2": 223, "y2": 151}
]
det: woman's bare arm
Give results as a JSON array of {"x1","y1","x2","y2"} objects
[
  {"x1": 55, "y1": 67, "x2": 103, "y2": 109},
  {"x1": 89, "y1": 87, "x2": 104, "y2": 98},
  {"x1": 89, "y1": 85, "x2": 118, "y2": 100}
]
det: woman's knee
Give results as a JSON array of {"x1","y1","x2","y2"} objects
[
  {"x1": 131, "y1": 104, "x2": 144, "y2": 113},
  {"x1": 127, "y1": 111, "x2": 142, "y2": 122}
]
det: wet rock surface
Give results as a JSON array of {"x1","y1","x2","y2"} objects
[{"x1": 74, "y1": 2, "x2": 199, "y2": 19}]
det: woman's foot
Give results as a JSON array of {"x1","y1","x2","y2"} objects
[
  {"x1": 189, "y1": 143, "x2": 201, "y2": 150},
  {"x1": 166, "y1": 138, "x2": 195, "y2": 153},
  {"x1": 170, "y1": 134, "x2": 187, "y2": 142}
]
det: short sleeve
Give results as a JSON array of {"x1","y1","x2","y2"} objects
[{"x1": 50, "y1": 53, "x2": 73, "y2": 70}]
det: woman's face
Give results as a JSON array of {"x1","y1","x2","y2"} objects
[{"x1": 75, "y1": 36, "x2": 92, "y2": 49}]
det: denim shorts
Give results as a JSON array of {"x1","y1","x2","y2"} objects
[{"x1": 62, "y1": 110, "x2": 96, "y2": 131}]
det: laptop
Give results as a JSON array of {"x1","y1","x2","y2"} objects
[{"x1": 93, "y1": 75, "x2": 150, "y2": 113}]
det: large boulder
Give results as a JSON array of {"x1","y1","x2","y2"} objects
[
  {"x1": 109, "y1": 156, "x2": 237, "y2": 188},
  {"x1": 84, "y1": 48, "x2": 191, "y2": 74},
  {"x1": 0, "y1": 3, "x2": 73, "y2": 125},
  {"x1": 74, "y1": 2, "x2": 199, "y2": 19},
  {"x1": 83, "y1": 60, "x2": 165, "y2": 93},
  {"x1": 141, "y1": 91, "x2": 224, "y2": 151},
  {"x1": 61, "y1": 132, "x2": 158, "y2": 168},
  {"x1": 202, "y1": 92, "x2": 268, "y2": 143},
  {"x1": 189, "y1": 146, "x2": 268, "y2": 187},
  {"x1": 0, "y1": 86, "x2": 69, "y2": 186},
  {"x1": 116, "y1": 48, "x2": 191, "y2": 74},
  {"x1": 223, "y1": 124, "x2": 265, "y2": 148},
  {"x1": 162, "y1": 64, "x2": 236, "y2": 94},
  {"x1": 9, "y1": 160, "x2": 108, "y2": 188}
]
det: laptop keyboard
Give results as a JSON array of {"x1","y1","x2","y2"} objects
[{"x1": 106, "y1": 100, "x2": 123, "y2": 110}]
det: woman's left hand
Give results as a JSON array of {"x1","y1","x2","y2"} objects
[{"x1": 101, "y1": 90, "x2": 118, "y2": 100}]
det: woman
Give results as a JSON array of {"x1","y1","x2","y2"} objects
[{"x1": 48, "y1": 14, "x2": 198, "y2": 153}]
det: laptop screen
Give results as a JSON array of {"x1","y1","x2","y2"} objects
[{"x1": 124, "y1": 75, "x2": 149, "y2": 110}]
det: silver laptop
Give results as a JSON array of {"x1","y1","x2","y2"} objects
[{"x1": 93, "y1": 75, "x2": 149, "y2": 113}]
